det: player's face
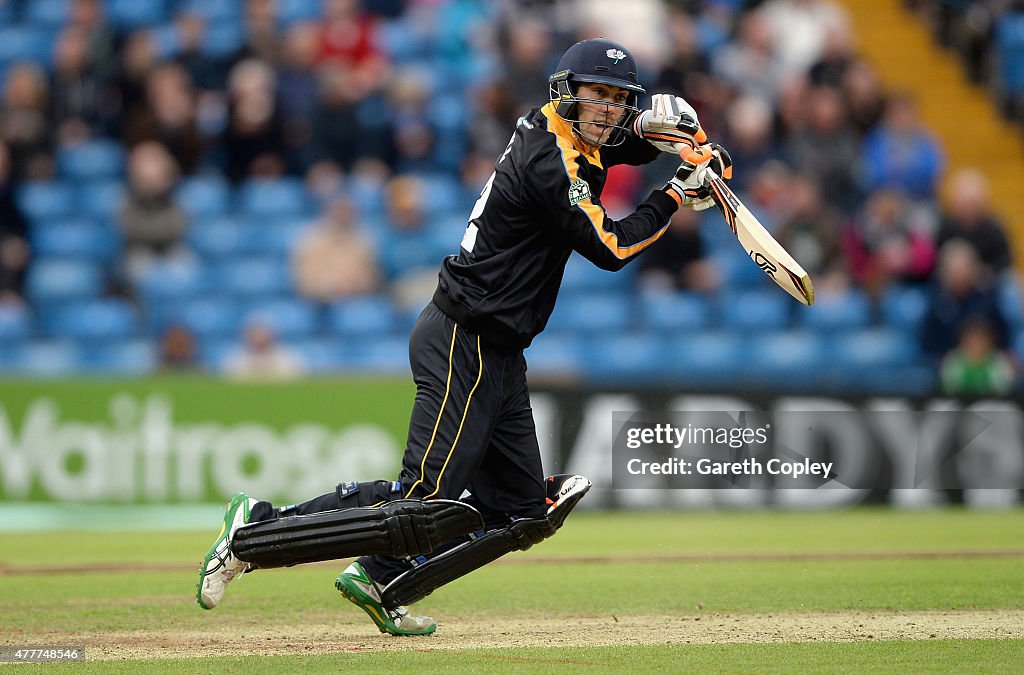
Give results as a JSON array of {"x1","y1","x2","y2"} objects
[{"x1": 574, "y1": 82, "x2": 630, "y2": 146}]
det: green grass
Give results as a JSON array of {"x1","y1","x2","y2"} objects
[{"x1": 0, "y1": 508, "x2": 1021, "y2": 672}]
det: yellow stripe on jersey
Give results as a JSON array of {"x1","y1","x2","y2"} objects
[{"x1": 541, "y1": 104, "x2": 667, "y2": 260}]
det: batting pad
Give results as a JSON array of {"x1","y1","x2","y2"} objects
[{"x1": 231, "y1": 499, "x2": 484, "y2": 568}]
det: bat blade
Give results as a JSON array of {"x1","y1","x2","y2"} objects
[{"x1": 706, "y1": 169, "x2": 815, "y2": 306}]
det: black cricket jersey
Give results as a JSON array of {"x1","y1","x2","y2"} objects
[{"x1": 435, "y1": 103, "x2": 678, "y2": 349}]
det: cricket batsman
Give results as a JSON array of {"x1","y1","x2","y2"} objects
[{"x1": 197, "y1": 37, "x2": 732, "y2": 636}]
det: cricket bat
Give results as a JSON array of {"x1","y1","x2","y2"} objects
[{"x1": 705, "y1": 168, "x2": 815, "y2": 306}]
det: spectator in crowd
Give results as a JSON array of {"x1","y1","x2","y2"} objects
[
  {"x1": 116, "y1": 31, "x2": 161, "y2": 144},
  {"x1": 50, "y1": 25, "x2": 109, "y2": 143},
  {"x1": 939, "y1": 318, "x2": 1016, "y2": 395},
  {"x1": 935, "y1": 168, "x2": 1011, "y2": 277},
  {"x1": 807, "y1": 22, "x2": 856, "y2": 89},
  {"x1": 124, "y1": 63, "x2": 205, "y2": 175},
  {"x1": 843, "y1": 188, "x2": 936, "y2": 299},
  {"x1": 310, "y1": 63, "x2": 393, "y2": 171},
  {"x1": 174, "y1": 13, "x2": 226, "y2": 93},
  {"x1": 721, "y1": 95, "x2": 778, "y2": 194},
  {"x1": 785, "y1": 85, "x2": 861, "y2": 214},
  {"x1": 860, "y1": 93, "x2": 945, "y2": 201},
  {"x1": 711, "y1": 9, "x2": 787, "y2": 105},
  {"x1": 69, "y1": 0, "x2": 118, "y2": 84},
  {"x1": 653, "y1": 9, "x2": 715, "y2": 122},
  {"x1": 760, "y1": 0, "x2": 851, "y2": 78},
  {"x1": 921, "y1": 240, "x2": 1009, "y2": 361},
  {"x1": 158, "y1": 323, "x2": 199, "y2": 372},
  {"x1": 387, "y1": 67, "x2": 439, "y2": 174},
  {"x1": 637, "y1": 207, "x2": 718, "y2": 294},
  {"x1": 231, "y1": 0, "x2": 282, "y2": 67},
  {"x1": 774, "y1": 172, "x2": 847, "y2": 287},
  {"x1": 0, "y1": 142, "x2": 30, "y2": 304},
  {"x1": 499, "y1": 17, "x2": 555, "y2": 115},
  {"x1": 222, "y1": 59, "x2": 287, "y2": 181},
  {"x1": 223, "y1": 316, "x2": 305, "y2": 380},
  {"x1": 318, "y1": 0, "x2": 389, "y2": 93},
  {"x1": 277, "y1": 21, "x2": 323, "y2": 173},
  {"x1": 292, "y1": 197, "x2": 381, "y2": 302},
  {"x1": 0, "y1": 62, "x2": 54, "y2": 180},
  {"x1": 118, "y1": 141, "x2": 191, "y2": 284},
  {"x1": 841, "y1": 59, "x2": 887, "y2": 135},
  {"x1": 382, "y1": 175, "x2": 441, "y2": 309}
]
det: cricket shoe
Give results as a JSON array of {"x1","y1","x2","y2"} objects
[
  {"x1": 196, "y1": 492, "x2": 257, "y2": 610},
  {"x1": 335, "y1": 562, "x2": 436, "y2": 636}
]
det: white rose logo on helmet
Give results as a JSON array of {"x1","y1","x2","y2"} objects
[{"x1": 605, "y1": 48, "x2": 626, "y2": 63}]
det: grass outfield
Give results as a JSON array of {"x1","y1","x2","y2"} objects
[{"x1": 1, "y1": 508, "x2": 1022, "y2": 672}]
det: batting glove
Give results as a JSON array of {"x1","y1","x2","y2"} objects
[
  {"x1": 633, "y1": 93, "x2": 708, "y2": 153},
  {"x1": 663, "y1": 143, "x2": 733, "y2": 211}
]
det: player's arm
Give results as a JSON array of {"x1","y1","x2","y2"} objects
[{"x1": 528, "y1": 151, "x2": 681, "y2": 271}]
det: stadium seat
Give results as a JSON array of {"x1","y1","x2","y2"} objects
[
  {"x1": 106, "y1": 0, "x2": 167, "y2": 28},
  {"x1": 832, "y1": 327, "x2": 919, "y2": 367},
  {"x1": 0, "y1": 304, "x2": 32, "y2": 344},
  {"x1": 42, "y1": 299, "x2": 139, "y2": 341},
  {"x1": 18, "y1": 181, "x2": 76, "y2": 221},
  {"x1": 639, "y1": 290, "x2": 713, "y2": 331},
  {"x1": 747, "y1": 331, "x2": 826, "y2": 389},
  {"x1": 57, "y1": 140, "x2": 124, "y2": 179},
  {"x1": 238, "y1": 178, "x2": 311, "y2": 218},
  {"x1": 238, "y1": 298, "x2": 319, "y2": 339},
  {"x1": 0, "y1": 27, "x2": 51, "y2": 66},
  {"x1": 800, "y1": 289, "x2": 872, "y2": 332},
  {"x1": 545, "y1": 291, "x2": 632, "y2": 334},
  {"x1": 524, "y1": 334, "x2": 584, "y2": 376},
  {"x1": 581, "y1": 332, "x2": 670, "y2": 382},
  {"x1": 77, "y1": 179, "x2": 126, "y2": 219},
  {"x1": 560, "y1": 255, "x2": 632, "y2": 294},
  {"x1": 342, "y1": 335, "x2": 410, "y2": 374},
  {"x1": 31, "y1": 218, "x2": 121, "y2": 263},
  {"x1": 176, "y1": 175, "x2": 232, "y2": 219},
  {"x1": 82, "y1": 339, "x2": 157, "y2": 375},
  {"x1": 27, "y1": 0, "x2": 72, "y2": 28},
  {"x1": 137, "y1": 259, "x2": 208, "y2": 302},
  {"x1": 881, "y1": 284, "x2": 929, "y2": 329},
  {"x1": 188, "y1": 216, "x2": 249, "y2": 259},
  {"x1": 278, "y1": 0, "x2": 323, "y2": 24},
  {"x1": 180, "y1": 0, "x2": 243, "y2": 22},
  {"x1": 204, "y1": 20, "x2": 244, "y2": 56},
  {"x1": 668, "y1": 330, "x2": 748, "y2": 383},
  {"x1": 214, "y1": 257, "x2": 293, "y2": 297},
  {"x1": 719, "y1": 289, "x2": 791, "y2": 331},
  {"x1": 327, "y1": 296, "x2": 399, "y2": 337},
  {"x1": 995, "y1": 13, "x2": 1024, "y2": 113},
  {"x1": 997, "y1": 274, "x2": 1024, "y2": 328},
  {"x1": 173, "y1": 298, "x2": 243, "y2": 339},
  {"x1": 25, "y1": 260, "x2": 104, "y2": 304},
  {"x1": 12, "y1": 341, "x2": 83, "y2": 376},
  {"x1": 247, "y1": 218, "x2": 308, "y2": 258},
  {"x1": 294, "y1": 338, "x2": 347, "y2": 371}
]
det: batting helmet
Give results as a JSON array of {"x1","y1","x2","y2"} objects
[{"x1": 548, "y1": 38, "x2": 645, "y2": 147}]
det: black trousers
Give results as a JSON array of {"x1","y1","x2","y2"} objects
[{"x1": 251, "y1": 302, "x2": 546, "y2": 585}]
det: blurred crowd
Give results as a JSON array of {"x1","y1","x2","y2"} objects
[{"x1": 0, "y1": 0, "x2": 1021, "y2": 395}]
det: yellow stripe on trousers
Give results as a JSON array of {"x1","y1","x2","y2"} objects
[
  {"x1": 404, "y1": 324, "x2": 459, "y2": 498},
  {"x1": 423, "y1": 335, "x2": 483, "y2": 500}
]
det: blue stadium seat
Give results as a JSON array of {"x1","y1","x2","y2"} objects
[
  {"x1": 327, "y1": 296, "x2": 399, "y2": 336},
  {"x1": 719, "y1": 289, "x2": 791, "y2": 330},
  {"x1": 197, "y1": 337, "x2": 237, "y2": 370},
  {"x1": 77, "y1": 179, "x2": 126, "y2": 219},
  {"x1": 214, "y1": 257, "x2": 293, "y2": 297},
  {"x1": 180, "y1": 0, "x2": 242, "y2": 22},
  {"x1": 832, "y1": 327, "x2": 919, "y2": 367},
  {"x1": 997, "y1": 274, "x2": 1023, "y2": 328},
  {"x1": 546, "y1": 291, "x2": 632, "y2": 334},
  {"x1": 247, "y1": 218, "x2": 308, "y2": 258},
  {"x1": 11, "y1": 340, "x2": 83, "y2": 376},
  {"x1": 173, "y1": 298, "x2": 243, "y2": 339},
  {"x1": 238, "y1": 299, "x2": 319, "y2": 339},
  {"x1": 188, "y1": 216, "x2": 249, "y2": 258},
  {"x1": 278, "y1": 0, "x2": 323, "y2": 24},
  {"x1": 25, "y1": 260, "x2": 103, "y2": 304},
  {"x1": 42, "y1": 299, "x2": 139, "y2": 341},
  {"x1": 137, "y1": 259, "x2": 208, "y2": 302},
  {"x1": 0, "y1": 27, "x2": 52, "y2": 66},
  {"x1": 238, "y1": 178, "x2": 311, "y2": 218},
  {"x1": 294, "y1": 338, "x2": 347, "y2": 371},
  {"x1": 881, "y1": 284, "x2": 929, "y2": 329},
  {"x1": 18, "y1": 181, "x2": 76, "y2": 221},
  {"x1": 524, "y1": 334, "x2": 584, "y2": 376},
  {"x1": 342, "y1": 335, "x2": 410, "y2": 373},
  {"x1": 713, "y1": 249, "x2": 771, "y2": 288},
  {"x1": 204, "y1": 21, "x2": 244, "y2": 57},
  {"x1": 801, "y1": 289, "x2": 872, "y2": 332},
  {"x1": 639, "y1": 290, "x2": 712, "y2": 331},
  {"x1": 667, "y1": 330, "x2": 748, "y2": 383},
  {"x1": 31, "y1": 218, "x2": 121, "y2": 263},
  {"x1": 748, "y1": 331, "x2": 826, "y2": 388},
  {"x1": 0, "y1": 304, "x2": 32, "y2": 344},
  {"x1": 581, "y1": 332, "x2": 669, "y2": 382},
  {"x1": 413, "y1": 172, "x2": 462, "y2": 214},
  {"x1": 27, "y1": 0, "x2": 72, "y2": 27},
  {"x1": 106, "y1": 0, "x2": 167, "y2": 28},
  {"x1": 995, "y1": 13, "x2": 1024, "y2": 102},
  {"x1": 82, "y1": 339, "x2": 157, "y2": 375},
  {"x1": 57, "y1": 140, "x2": 124, "y2": 179},
  {"x1": 176, "y1": 175, "x2": 232, "y2": 219}
]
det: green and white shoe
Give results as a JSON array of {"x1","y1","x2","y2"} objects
[
  {"x1": 335, "y1": 562, "x2": 437, "y2": 636},
  {"x1": 196, "y1": 492, "x2": 256, "y2": 610}
]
